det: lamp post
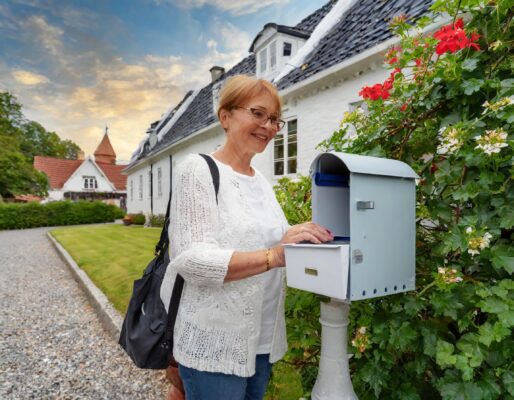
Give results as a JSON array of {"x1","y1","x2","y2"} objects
[{"x1": 311, "y1": 299, "x2": 358, "y2": 400}]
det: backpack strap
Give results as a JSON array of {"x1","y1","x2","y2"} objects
[{"x1": 164, "y1": 153, "x2": 220, "y2": 348}]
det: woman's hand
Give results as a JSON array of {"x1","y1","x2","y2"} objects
[{"x1": 270, "y1": 222, "x2": 333, "y2": 267}]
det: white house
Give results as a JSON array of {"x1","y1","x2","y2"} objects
[
  {"x1": 124, "y1": 0, "x2": 433, "y2": 215},
  {"x1": 34, "y1": 130, "x2": 128, "y2": 208}
]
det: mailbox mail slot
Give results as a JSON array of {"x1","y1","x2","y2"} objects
[{"x1": 284, "y1": 152, "x2": 419, "y2": 301}]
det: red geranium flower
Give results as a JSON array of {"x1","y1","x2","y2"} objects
[{"x1": 433, "y1": 18, "x2": 480, "y2": 55}]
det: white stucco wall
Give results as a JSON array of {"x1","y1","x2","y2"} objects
[{"x1": 126, "y1": 64, "x2": 392, "y2": 214}]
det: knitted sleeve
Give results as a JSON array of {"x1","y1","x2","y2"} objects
[{"x1": 168, "y1": 155, "x2": 233, "y2": 286}]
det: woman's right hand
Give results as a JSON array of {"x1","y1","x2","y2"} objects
[{"x1": 271, "y1": 222, "x2": 333, "y2": 267}]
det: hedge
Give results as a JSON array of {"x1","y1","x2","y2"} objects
[{"x1": 0, "y1": 200, "x2": 125, "y2": 230}]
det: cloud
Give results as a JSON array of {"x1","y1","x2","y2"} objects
[
  {"x1": 12, "y1": 70, "x2": 50, "y2": 85},
  {"x1": 1, "y1": 3, "x2": 253, "y2": 161},
  {"x1": 24, "y1": 15, "x2": 64, "y2": 55},
  {"x1": 161, "y1": 0, "x2": 289, "y2": 16}
]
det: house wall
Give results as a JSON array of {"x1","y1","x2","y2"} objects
[
  {"x1": 62, "y1": 160, "x2": 114, "y2": 192},
  {"x1": 126, "y1": 126, "x2": 225, "y2": 215},
  {"x1": 127, "y1": 66, "x2": 391, "y2": 215}
]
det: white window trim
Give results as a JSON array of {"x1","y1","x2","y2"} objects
[
  {"x1": 273, "y1": 118, "x2": 298, "y2": 178},
  {"x1": 157, "y1": 167, "x2": 162, "y2": 198},
  {"x1": 138, "y1": 174, "x2": 143, "y2": 200},
  {"x1": 83, "y1": 176, "x2": 98, "y2": 190},
  {"x1": 270, "y1": 40, "x2": 277, "y2": 70}
]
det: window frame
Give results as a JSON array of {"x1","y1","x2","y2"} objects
[
  {"x1": 259, "y1": 48, "x2": 267, "y2": 73},
  {"x1": 273, "y1": 118, "x2": 298, "y2": 177},
  {"x1": 83, "y1": 176, "x2": 98, "y2": 190},
  {"x1": 157, "y1": 167, "x2": 162, "y2": 198},
  {"x1": 138, "y1": 174, "x2": 143, "y2": 200}
]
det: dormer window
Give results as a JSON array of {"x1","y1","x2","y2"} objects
[
  {"x1": 270, "y1": 41, "x2": 277, "y2": 69},
  {"x1": 283, "y1": 42, "x2": 292, "y2": 56},
  {"x1": 250, "y1": 23, "x2": 310, "y2": 80},
  {"x1": 83, "y1": 176, "x2": 98, "y2": 190},
  {"x1": 259, "y1": 48, "x2": 267, "y2": 73}
]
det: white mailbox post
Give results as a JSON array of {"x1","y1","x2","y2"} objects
[{"x1": 284, "y1": 152, "x2": 419, "y2": 399}]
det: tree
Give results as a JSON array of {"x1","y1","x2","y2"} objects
[
  {"x1": 276, "y1": 1, "x2": 513, "y2": 398},
  {"x1": 0, "y1": 92, "x2": 82, "y2": 198}
]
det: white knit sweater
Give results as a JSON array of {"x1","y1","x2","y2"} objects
[{"x1": 160, "y1": 154, "x2": 289, "y2": 377}]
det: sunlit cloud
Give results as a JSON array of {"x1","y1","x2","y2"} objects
[{"x1": 12, "y1": 70, "x2": 50, "y2": 86}]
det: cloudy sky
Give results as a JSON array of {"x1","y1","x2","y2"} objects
[{"x1": 0, "y1": 0, "x2": 327, "y2": 162}]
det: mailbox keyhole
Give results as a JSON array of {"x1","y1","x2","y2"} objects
[{"x1": 384, "y1": 287, "x2": 388, "y2": 293}]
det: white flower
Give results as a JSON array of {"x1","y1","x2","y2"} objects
[
  {"x1": 482, "y1": 96, "x2": 514, "y2": 114},
  {"x1": 358, "y1": 326, "x2": 367, "y2": 334},
  {"x1": 475, "y1": 129, "x2": 508, "y2": 155},
  {"x1": 466, "y1": 227, "x2": 473, "y2": 234},
  {"x1": 467, "y1": 231, "x2": 493, "y2": 256},
  {"x1": 438, "y1": 126, "x2": 464, "y2": 154}
]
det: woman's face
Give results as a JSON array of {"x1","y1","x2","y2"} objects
[{"x1": 219, "y1": 92, "x2": 280, "y2": 156}]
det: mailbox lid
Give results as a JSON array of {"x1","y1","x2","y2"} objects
[{"x1": 310, "y1": 152, "x2": 420, "y2": 180}]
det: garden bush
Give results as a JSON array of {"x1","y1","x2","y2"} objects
[
  {"x1": 275, "y1": 1, "x2": 513, "y2": 398},
  {"x1": 128, "y1": 213, "x2": 145, "y2": 225},
  {"x1": 147, "y1": 213, "x2": 166, "y2": 227},
  {"x1": 0, "y1": 200, "x2": 124, "y2": 230}
]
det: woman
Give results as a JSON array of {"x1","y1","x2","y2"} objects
[{"x1": 160, "y1": 74, "x2": 332, "y2": 399}]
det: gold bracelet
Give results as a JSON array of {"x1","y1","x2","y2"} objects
[{"x1": 265, "y1": 248, "x2": 271, "y2": 271}]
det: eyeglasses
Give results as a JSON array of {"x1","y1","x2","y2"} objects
[{"x1": 234, "y1": 106, "x2": 285, "y2": 131}]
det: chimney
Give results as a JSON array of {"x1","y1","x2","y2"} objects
[
  {"x1": 77, "y1": 150, "x2": 85, "y2": 160},
  {"x1": 209, "y1": 66, "x2": 225, "y2": 82}
]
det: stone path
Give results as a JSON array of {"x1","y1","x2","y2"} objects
[{"x1": 0, "y1": 227, "x2": 167, "y2": 399}]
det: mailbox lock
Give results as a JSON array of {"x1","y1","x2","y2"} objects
[{"x1": 356, "y1": 201, "x2": 375, "y2": 210}]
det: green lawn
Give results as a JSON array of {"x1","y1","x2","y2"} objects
[
  {"x1": 50, "y1": 224, "x2": 304, "y2": 399},
  {"x1": 51, "y1": 224, "x2": 161, "y2": 313}
]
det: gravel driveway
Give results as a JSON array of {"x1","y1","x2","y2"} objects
[{"x1": 0, "y1": 227, "x2": 167, "y2": 399}]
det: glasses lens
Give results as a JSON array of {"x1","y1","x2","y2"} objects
[{"x1": 251, "y1": 109, "x2": 267, "y2": 124}]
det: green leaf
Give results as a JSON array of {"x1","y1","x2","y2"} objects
[
  {"x1": 440, "y1": 382, "x2": 483, "y2": 400},
  {"x1": 491, "y1": 244, "x2": 514, "y2": 274},
  {"x1": 462, "y1": 58, "x2": 479, "y2": 72},
  {"x1": 503, "y1": 371, "x2": 514, "y2": 396},
  {"x1": 500, "y1": 78, "x2": 514, "y2": 89},
  {"x1": 462, "y1": 79, "x2": 484, "y2": 95},
  {"x1": 436, "y1": 340, "x2": 457, "y2": 367},
  {"x1": 478, "y1": 297, "x2": 509, "y2": 314}
]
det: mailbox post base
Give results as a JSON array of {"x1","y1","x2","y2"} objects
[{"x1": 311, "y1": 299, "x2": 358, "y2": 400}]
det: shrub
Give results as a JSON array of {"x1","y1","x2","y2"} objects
[
  {"x1": 277, "y1": 1, "x2": 513, "y2": 399},
  {"x1": 128, "y1": 213, "x2": 145, "y2": 225},
  {"x1": 148, "y1": 213, "x2": 166, "y2": 228},
  {"x1": 0, "y1": 200, "x2": 124, "y2": 230}
]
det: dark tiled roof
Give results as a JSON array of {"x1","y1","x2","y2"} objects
[
  {"x1": 132, "y1": 0, "x2": 431, "y2": 164},
  {"x1": 276, "y1": 0, "x2": 433, "y2": 89},
  {"x1": 295, "y1": 0, "x2": 337, "y2": 33},
  {"x1": 249, "y1": 23, "x2": 311, "y2": 53},
  {"x1": 144, "y1": 54, "x2": 256, "y2": 157}
]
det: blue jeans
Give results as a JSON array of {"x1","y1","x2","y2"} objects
[{"x1": 178, "y1": 354, "x2": 272, "y2": 400}]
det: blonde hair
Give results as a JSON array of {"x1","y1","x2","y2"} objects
[{"x1": 216, "y1": 75, "x2": 282, "y2": 120}]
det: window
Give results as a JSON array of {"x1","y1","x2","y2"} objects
[
  {"x1": 148, "y1": 171, "x2": 152, "y2": 199},
  {"x1": 138, "y1": 174, "x2": 143, "y2": 200},
  {"x1": 270, "y1": 41, "x2": 277, "y2": 69},
  {"x1": 83, "y1": 176, "x2": 98, "y2": 190},
  {"x1": 130, "y1": 180, "x2": 133, "y2": 202},
  {"x1": 345, "y1": 101, "x2": 369, "y2": 140},
  {"x1": 274, "y1": 119, "x2": 297, "y2": 176},
  {"x1": 157, "y1": 167, "x2": 162, "y2": 198},
  {"x1": 259, "y1": 48, "x2": 267, "y2": 73},
  {"x1": 283, "y1": 42, "x2": 292, "y2": 56}
]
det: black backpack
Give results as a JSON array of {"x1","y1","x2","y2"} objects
[{"x1": 119, "y1": 154, "x2": 220, "y2": 369}]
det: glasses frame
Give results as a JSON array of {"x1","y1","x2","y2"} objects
[{"x1": 234, "y1": 106, "x2": 285, "y2": 131}]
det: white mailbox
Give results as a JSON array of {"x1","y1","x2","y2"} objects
[{"x1": 284, "y1": 152, "x2": 419, "y2": 301}]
